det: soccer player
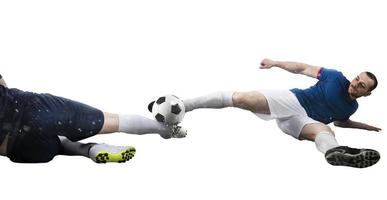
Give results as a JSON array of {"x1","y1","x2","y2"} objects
[
  {"x1": 182, "y1": 59, "x2": 381, "y2": 168},
  {"x1": 0, "y1": 74, "x2": 186, "y2": 164}
]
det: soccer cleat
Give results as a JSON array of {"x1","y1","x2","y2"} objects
[
  {"x1": 325, "y1": 146, "x2": 380, "y2": 168},
  {"x1": 148, "y1": 100, "x2": 187, "y2": 139},
  {"x1": 170, "y1": 125, "x2": 187, "y2": 138},
  {"x1": 89, "y1": 143, "x2": 136, "y2": 164},
  {"x1": 159, "y1": 124, "x2": 188, "y2": 139}
]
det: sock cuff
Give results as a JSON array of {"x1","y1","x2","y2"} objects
[
  {"x1": 315, "y1": 132, "x2": 339, "y2": 154},
  {"x1": 118, "y1": 114, "x2": 129, "y2": 132},
  {"x1": 87, "y1": 143, "x2": 96, "y2": 157},
  {"x1": 315, "y1": 132, "x2": 336, "y2": 144},
  {"x1": 315, "y1": 131, "x2": 334, "y2": 138},
  {"x1": 223, "y1": 91, "x2": 235, "y2": 107}
]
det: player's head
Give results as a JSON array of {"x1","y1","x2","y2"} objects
[{"x1": 348, "y1": 71, "x2": 378, "y2": 99}]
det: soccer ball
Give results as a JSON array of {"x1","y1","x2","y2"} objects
[{"x1": 148, "y1": 95, "x2": 185, "y2": 125}]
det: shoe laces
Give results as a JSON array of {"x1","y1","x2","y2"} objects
[{"x1": 169, "y1": 124, "x2": 182, "y2": 137}]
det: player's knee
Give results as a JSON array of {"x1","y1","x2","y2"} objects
[
  {"x1": 232, "y1": 92, "x2": 252, "y2": 110},
  {"x1": 300, "y1": 123, "x2": 335, "y2": 141},
  {"x1": 310, "y1": 131, "x2": 335, "y2": 141},
  {"x1": 320, "y1": 126, "x2": 335, "y2": 136},
  {"x1": 99, "y1": 112, "x2": 119, "y2": 134}
]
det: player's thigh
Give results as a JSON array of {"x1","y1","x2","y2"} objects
[
  {"x1": 300, "y1": 123, "x2": 334, "y2": 141},
  {"x1": 8, "y1": 133, "x2": 62, "y2": 163},
  {"x1": 23, "y1": 93, "x2": 105, "y2": 141},
  {"x1": 232, "y1": 91, "x2": 270, "y2": 114}
]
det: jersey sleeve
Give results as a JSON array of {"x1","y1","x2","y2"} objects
[{"x1": 318, "y1": 68, "x2": 343, "y2": 81}]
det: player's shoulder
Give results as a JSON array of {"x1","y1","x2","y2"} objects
[{"x1": 318, "y1": 67, "x2": 345, "y2": 80}]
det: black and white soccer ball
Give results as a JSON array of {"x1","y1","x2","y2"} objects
[{"x1": 148, "y1": 95, "x2": 185, "y2": 125}]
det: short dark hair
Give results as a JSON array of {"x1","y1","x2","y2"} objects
[{"x1": 365, "y1": 71, "x2": 378, "y2": 92}]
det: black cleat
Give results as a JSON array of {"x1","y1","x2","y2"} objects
[{"x1": 325, "y1": 146, "x2": 380, "y2": 168}]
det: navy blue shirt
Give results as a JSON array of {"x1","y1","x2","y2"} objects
[{"x1": 291, "y1": 68, "x2": 358, "y2": 124}]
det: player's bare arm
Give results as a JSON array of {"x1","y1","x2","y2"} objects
[
  {"x1": 260, "y1": 58, "x2": 321, "y2": 79},
  {"x1": 334, "y1": 120, "x2": 382, "y2": 132}
]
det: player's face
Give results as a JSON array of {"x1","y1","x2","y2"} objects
[{"x1": 348, "y1": 72, "x2": 374, "y2": 99}]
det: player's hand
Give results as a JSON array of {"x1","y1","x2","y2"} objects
[
  {"x1": 366, "y1": 125, "x2": 382, "y2": 132},
  {"x1": 260, "y1": 58, "x2": 276, "y2": 69}
]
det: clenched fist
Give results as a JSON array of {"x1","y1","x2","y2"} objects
[{"x1": 260, "y1": 58, "x2": 277, "y2": 69}]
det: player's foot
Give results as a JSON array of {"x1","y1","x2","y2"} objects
[
  {"x1": 148, "y1": 100, "x2": 187, "y2": 139},
  {"x1": 170, "y1": 125, "x2": 187, "y2": 138},
  {"x1": 325, "y1": 146, "x2": 380, "y2": 168},
  {"x1": 159, "y1": 124, "x2": 188, "y2": 139},
  {"x1": 89, "y1": 143, "x2": 136, "y2": 164}
]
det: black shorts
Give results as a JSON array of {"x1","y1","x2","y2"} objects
[{"x1": 7, "y1": 93, "x2": 104, "y2": 163}]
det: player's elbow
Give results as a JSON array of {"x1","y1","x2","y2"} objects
[
  {"x1": 334, "y1": 121, "x2": 348, "y2": 127},
  {"x1": 0, "y1": 79, "x2": 7, "y2": 87}
]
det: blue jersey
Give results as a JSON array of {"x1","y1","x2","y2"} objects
[{"x1": 291, "y1": 68, "x2": 358, "y2": 124}]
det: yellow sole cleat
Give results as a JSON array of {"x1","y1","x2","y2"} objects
[{"x1": 91, "y1": 145, "x2": 136, "y2": 164}]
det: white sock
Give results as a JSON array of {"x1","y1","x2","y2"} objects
[
  {"x1": 314, "y1": 132, "x2": 339, "y2": 154},
  {"x1": 118, "y1": 114, "x2": 170, "y2": 136},
  {"x1": 183, "y1": 91, "x2": 234, "y2": 112}
]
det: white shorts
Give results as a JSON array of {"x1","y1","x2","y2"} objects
[{"x1": 255, "y1": 90, "x2": 319, "y2": 139}]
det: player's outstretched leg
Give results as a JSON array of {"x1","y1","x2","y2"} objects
[
  {"x1": 182, "y1": 91, "x2": 234, "y2": 112},
  {"x1": 181, "y1": 91, "x2": 271, "y2": 114},
  {"x1": 101, "y1": 113, "x2": 187, "y2": 139},
  {"x1": 59, "y1": 136, "x2": 136, "y2": 163}
]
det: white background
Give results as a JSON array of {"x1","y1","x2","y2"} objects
[{"x1": 1, "y1": 0, "x2": 386, "y2": 199}]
